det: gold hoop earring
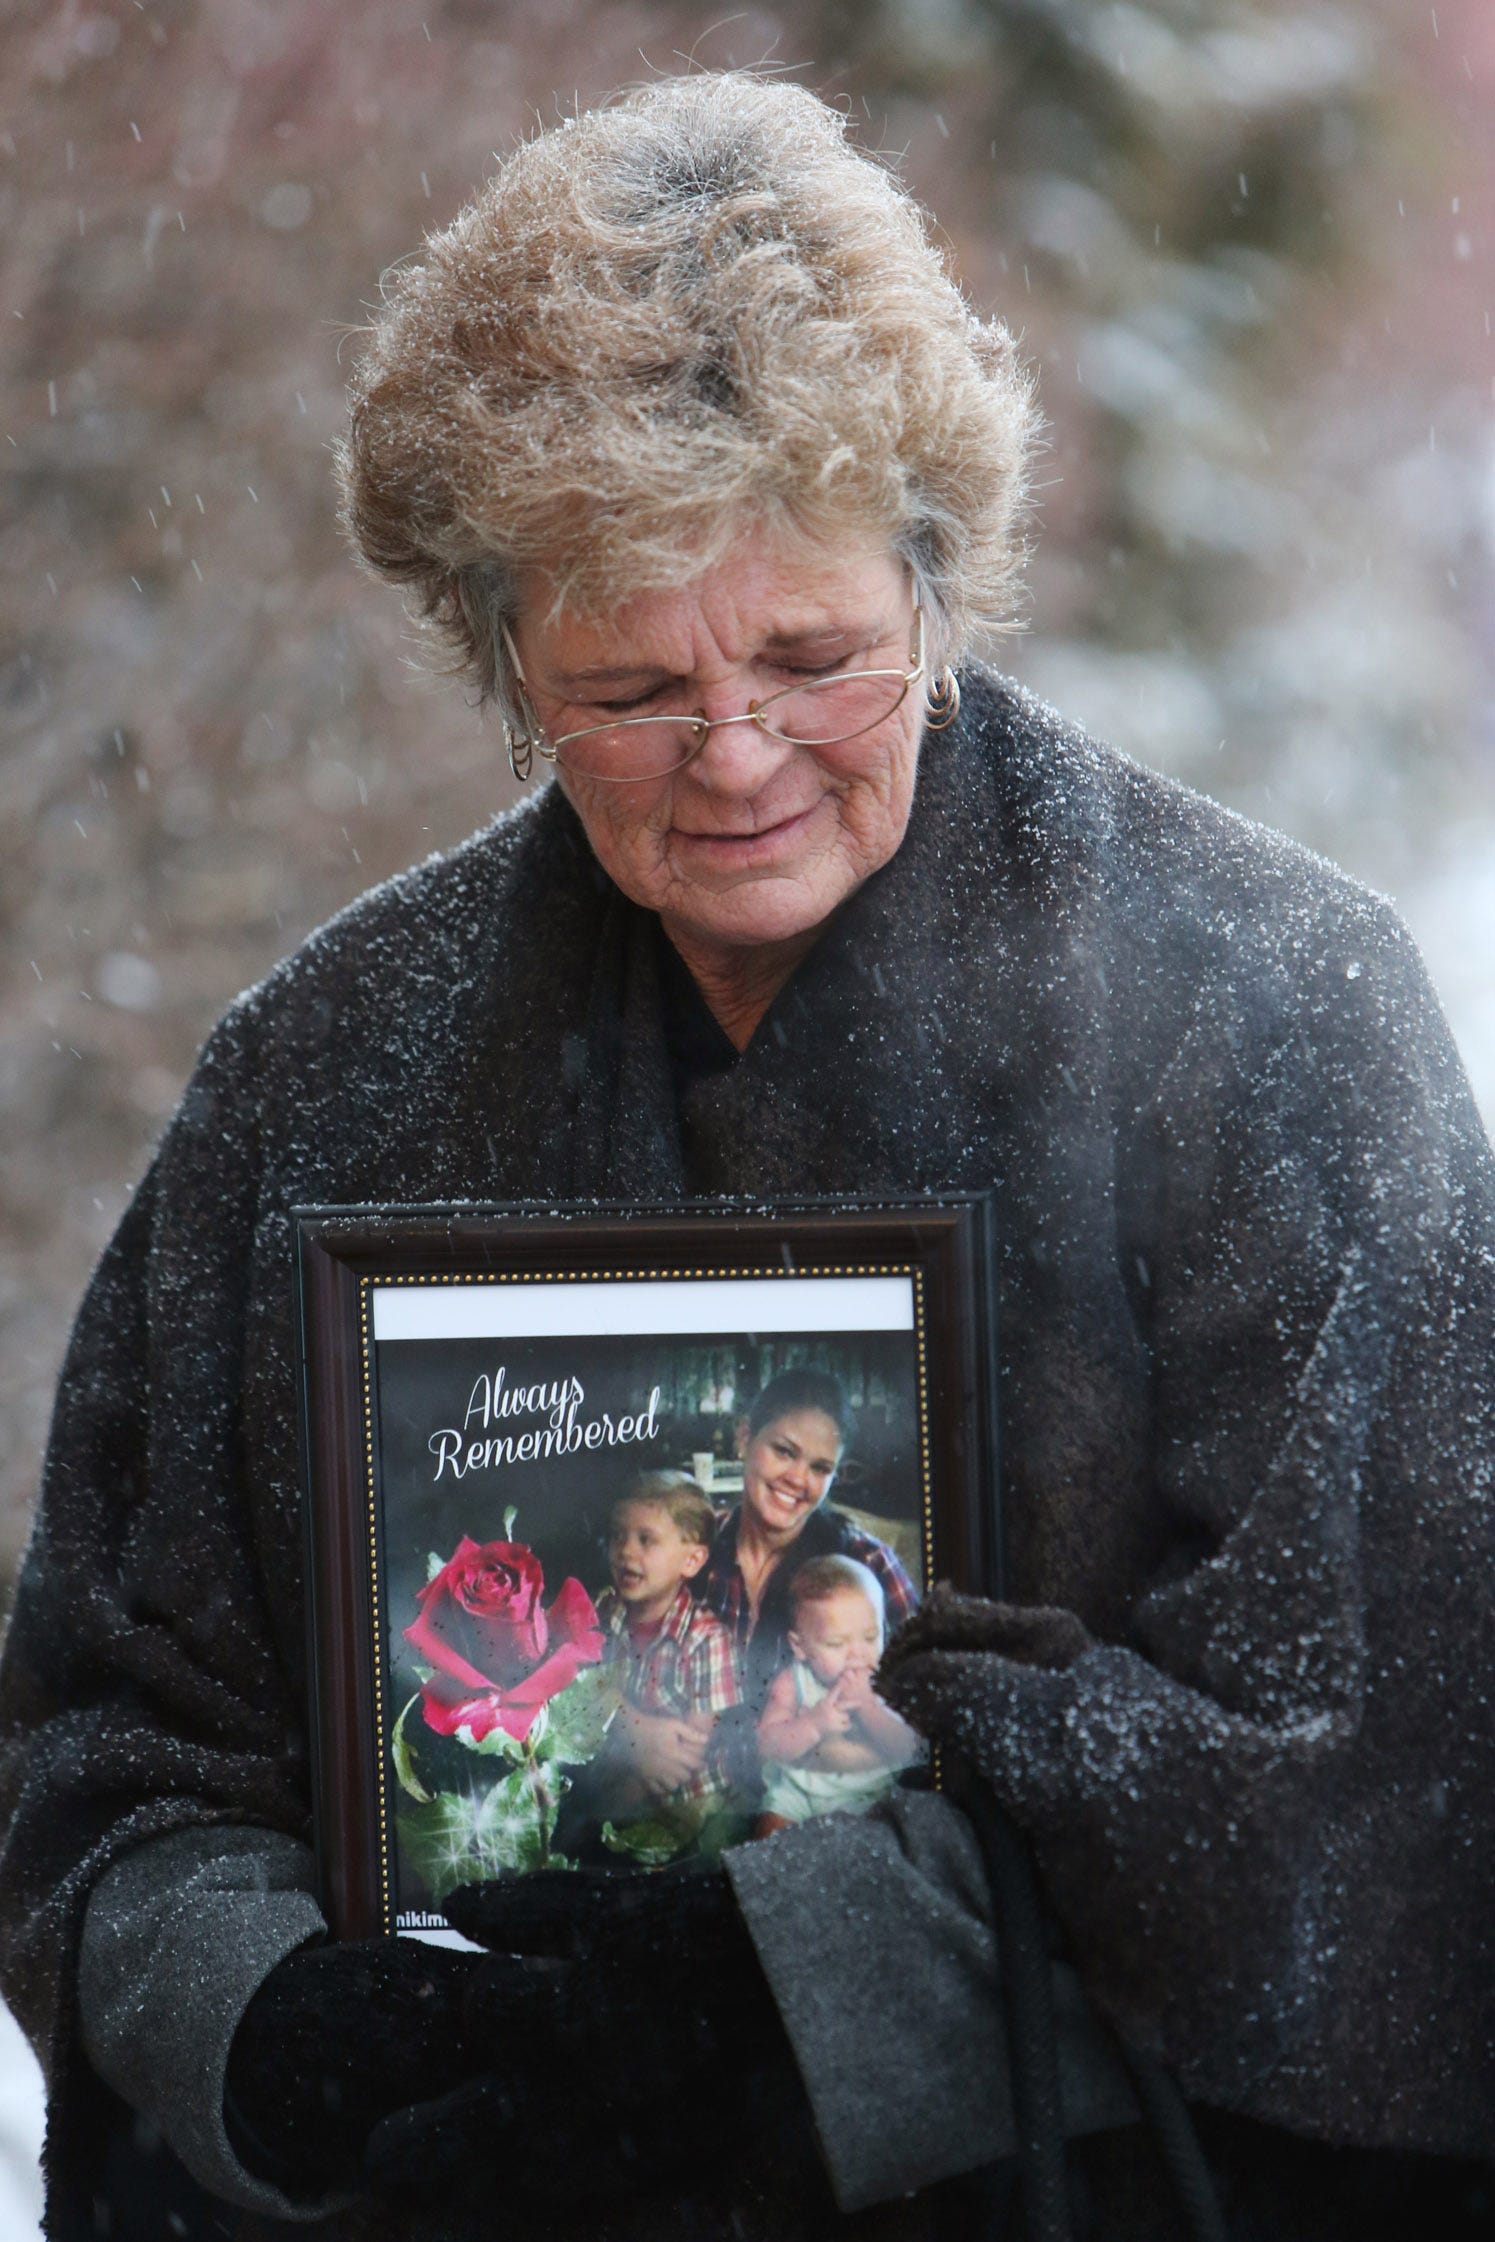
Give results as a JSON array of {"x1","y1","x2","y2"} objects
[
  {"x1": 924, "y1": 667, "x2": 961, "y2": 730},
  {"x1": 505, "y1": 725, "x2": 532, "y2": 783},
  {"x1": 499, "y1": 617, "x2": 549, "y2": 784},
  {"x1": 504, "y1": 682, "x2": 548, "y2": 784}
]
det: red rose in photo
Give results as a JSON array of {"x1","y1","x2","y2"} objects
[{"x1": 405, "y1": 1536, "x2": 604, "y2": 1744}]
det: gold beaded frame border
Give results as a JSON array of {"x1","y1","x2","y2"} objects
[{"x1": 356, "y1": 1260, "x2": 933, "y2": 1932}]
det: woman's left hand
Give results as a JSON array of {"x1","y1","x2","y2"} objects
[
  {"x1": 876, "y1": 1589, "x2": 1094, "y2": 1771},
  {"x1": 880, "y1": 1585, "x2": 1092, "y2": 1681}
]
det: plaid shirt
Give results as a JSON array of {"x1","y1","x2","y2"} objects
[
  {"x1": 597, "y1": 1582, "x2": 742, "y2": 1812},
  {"x1": 597, "y1": 1582, "x2": 742, "y2": 1722},
  {"x1": 698, "y1": 1506, "x2": 920, "y2": 1658}
]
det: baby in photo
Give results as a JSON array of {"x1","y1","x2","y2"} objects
[
  {"x1": 591, "y1": 1471, "x2": 742, "y2": 1842},
  {"x1": 756, "y1": 1555, "x2": 923, "y2": 1834}
]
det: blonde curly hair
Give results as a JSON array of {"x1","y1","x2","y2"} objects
[{"x1": 337, "y1": 72, "x2": 1037, "y2": 713}]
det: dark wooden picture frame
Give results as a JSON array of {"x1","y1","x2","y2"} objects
[{"x1": 295, "y1": 1195, "x2": 1000, "y2": 1941}]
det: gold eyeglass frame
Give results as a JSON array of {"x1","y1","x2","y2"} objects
[{"x1": 499, "y1": 589, "x2": 959, "y2": 785}]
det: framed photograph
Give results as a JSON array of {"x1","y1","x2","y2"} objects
[{"x1": 295, "y1": 1196, "x2": 998, "y2": 1943}]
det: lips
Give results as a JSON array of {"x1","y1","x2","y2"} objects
[{"x1": 669, "y1": 803, "x2": 820, "y2": 861}]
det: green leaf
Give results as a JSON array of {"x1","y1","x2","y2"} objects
[
  {"x1": 502, "y1": 1505, "x2": 518, "y2": 1542},
  {"x1": 474, "y1": 1763, "x2": 550, "y2": 1873},
  {"x1": 597, "y1": 1793, "x2": 751, "y2": 1869},
  {"x1": 530, "y1": 1663, "x2": 620, "y2": 1767},
  {"x1": 453, "y1": 1716, "x2": 525, "y2": 1762},
  {"x1": 397, "y1": 1790, "x2": 493, "y2": 1905},
  {"x1": 599, "y1": 1813, "x2": 694, "y2": 1868},
  {"x1": 398, "y1": 1761, "x2": 562, "y2": 1902},
  {"x1": 692, "y1": 1803, "x2": 755, "y2": 1861},
  {"x1": 426, "y1": 1551, "x2": 445, "y2": 1583},
  {"x1": 390, "y1": 1693, "x2": 432, "y2": 1804}
]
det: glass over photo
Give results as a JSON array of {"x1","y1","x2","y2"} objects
[{"x1": 366, "y1": 1271, "x2": 932, "y2": 1929}]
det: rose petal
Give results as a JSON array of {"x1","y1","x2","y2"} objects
[
  {"x1": 457, "y1": 1542, "x2": 544, "y2": 1625},
  {"x1": 544, "y1": 1574, "x2": 604, "y2": 1659},
  {"x1": 409, "y1": 1559, "x2": 605, "y2": 1746},
  {"x1": 419, "y1": 1534, "x2": 484, "y2": 1594},
  {"x1": 490, "y1": 1634, "x2": 604, "y2": 1740},
  {"x1": 417, "y1": 1682, "x2": 505, "y2": 1740},
  {"x1": 403, "y1": 1604, "x2": 496, "y2": 1693},
  {"x1": 406, "y1": 1538, "x2": 551, "y2": 1686},
  {"x1": 468, "y1": 1600, "x2": 547, "y2": 1681}
]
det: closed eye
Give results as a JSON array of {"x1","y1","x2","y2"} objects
[
  {"x1": 588, "y1": 687, "x2": 674, "y2": 716},
  {"x1": 768, "y1": 638, "x2": 884, "y2": 682},
  {"x1": 591, "y1": 666, "x2": 834, "y2": 713}
]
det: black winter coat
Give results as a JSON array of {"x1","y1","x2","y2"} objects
[{"x1": 2, "y1": 671, "x2": 1492, "y2": 2239}]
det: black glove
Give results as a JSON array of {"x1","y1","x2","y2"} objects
[
  {"x1": 876, "y1": 1585, "x2": 1095, "y2": 1791},
  {"x1": 364, "y1": 1863, "x2": 809, "y2": 2211},
  {"x1": 223, "y1": 1935, "x2": 477, "y2": 2198},
  {"x1": 881, "y1": 1583, "x2": 1092, "y2": 1676},
  {"x1": 449, "y1": 1854, "x2": 764, "y2": 1966}
]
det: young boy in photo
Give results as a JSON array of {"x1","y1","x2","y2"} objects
[
  {"x1": 755, "y1": 1555, "x2": 923, "y2": 1835},
  {"x1": 590, "y1": 1472, "x2": 743, "y2": 1849}
]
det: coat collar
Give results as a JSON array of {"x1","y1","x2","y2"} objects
[{"x1": 434, "y1": 667, "x2": 1112, "y2": 1213}]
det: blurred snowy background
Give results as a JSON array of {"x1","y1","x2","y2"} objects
[{"x1": 0, "y1": 0, "x2": 1491, "y2": 2212}]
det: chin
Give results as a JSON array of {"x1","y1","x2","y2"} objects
[{"x1": 674, "y1": 878, "x2": 846, "y2": 951}]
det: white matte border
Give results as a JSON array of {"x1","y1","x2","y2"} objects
[{"x1": 371, "y1": 1274, "x2": 915, "y2": 1342}]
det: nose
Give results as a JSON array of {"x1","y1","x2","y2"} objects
[{"x1": 686, "y1": 679, "x2": 796, "y2": 793}]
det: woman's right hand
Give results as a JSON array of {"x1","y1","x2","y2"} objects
[
  {"x1": 613, "y1": 1703, "x2": 711, "y2": 1793},
  {"x1": 360, "y1": 1868, "x2": 814, "y2": 2216},
  {"x1": 224, "y1": 1937, "x2": 478, "y2": 2198}
]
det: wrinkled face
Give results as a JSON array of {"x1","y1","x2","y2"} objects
[
  {"x1": 509, "y1": 540, "x2": 924, "y2": 956},
  {"x1": 736, "y1": 1406, "x2": 843, "y2": 1540},
  {"x1": 789, "y1": 1584, "x2": 884, "y2": 1689},
  {"x1": 608, "y1": 1500, "x2": 706, "y2": 1613}
]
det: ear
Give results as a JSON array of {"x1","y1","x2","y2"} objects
[
  {"x1": 680, "y1": 1542, "x2": 708, "y2": 1581},
  {"x1": 786, "y1": 1626, "x2": 805, "y2": 1663}
]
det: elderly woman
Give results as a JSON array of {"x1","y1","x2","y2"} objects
[{"x1": 2, "y1": 69, "x2": 1492, "y2": 2242}]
